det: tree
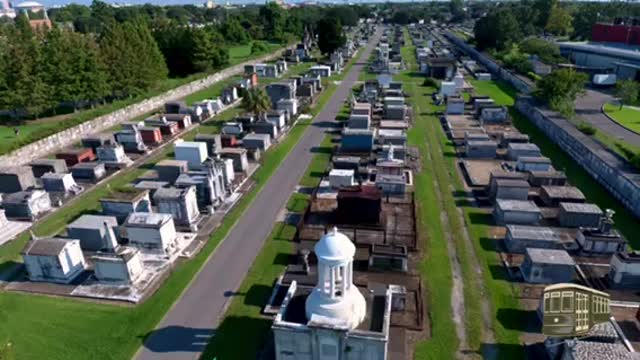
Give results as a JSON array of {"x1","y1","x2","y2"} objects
[
  {"x1": 615, "y1": 80, "x2": 640, "y2": 109},
  {"x1": 241, "y1": 88, "x2": 271, "y2": 120},
  {"x1": 501, "y1": 44, "x2": 533, "y2": 74},
  {"x1": 474, "y1": 8, "x2": 522, "y2": 51},
  {"x1": 535, "y1": 68, "x2": 588, "y2": 117},
  {"x1": 533, "y1": 0, "x2": 557, "y2": 29},
  {"x1": 0, "y1": 342, "x2": 14, "y2": 360},
  {"x1": 316, "y1": 17, "x2": 345, "y2": 55},
  {"x1": 519, "y1": 38, "x2": 562, "y2": 64},
  {"x1": 260, "y1": 3, "x2": 286, "y2": 42},
  {"x1": 545, "y1": 5, "x2": 573, "y2": 36},
  {"x1": 100, "y1": 19, "x2": 167, "y2": 97},
  {"x1": 449, "y1": 0, "x2": 465, "y2": 22}
]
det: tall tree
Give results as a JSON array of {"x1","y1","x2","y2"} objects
[
  {"x1": 474, "y1": 8, "x2": 522, "y2": 51},
  {"x1": 260, "y1": 3, "x2": 286, "y2": 42},
  {"x1": 535, "y1": 68, "x2": 588, "y2": 117},
  {"x1": 615, "y1": 80, "x2": 640, "y2": 109},
  {"x1": 545, "y1": 5, "x2": 573, "y2": 36},
  {"x1": 317, "y1": 17, "x2": 345, "y2": 55}
]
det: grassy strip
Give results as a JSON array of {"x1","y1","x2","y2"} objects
[
  {"x1": 0, "y1": 43, "x2": 283, "y2": 156},
  {"x1": 603, "y1": 102, "x2": 640, "y2": 134},
  {"x1": 399, "y1": 29, "x2": 483, "y2": 355},
  {"x1": 201, "y1": 134, "x2": 332, "y2": 359},
  {"x1": 395, "y1": 29, "x2": 458, "y2": 359},
  {"x1": 0, "y1": 64, "x2": 322, "y2": 360},
  {"x1": 472, "y1": 80, "x2": 638, "y2": 247}
]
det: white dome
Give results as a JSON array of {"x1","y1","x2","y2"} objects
[
  {"x1": 314, "y1": 227, "x2": 355, "y2": 262},
  {"x1": 15, "y1": 1, "x2": 43, "y2": 7}
]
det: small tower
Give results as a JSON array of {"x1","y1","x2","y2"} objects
[{"x1": 305, "y1": 227, "x2": 366, "y2": 329}]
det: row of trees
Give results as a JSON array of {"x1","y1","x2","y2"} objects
[
  {"x1": 0, "y1": 16, "x2": 167, "y2": 117},
  {"x1": 474, "y1": 0, "x2": 640, "y2": 51},
  {"x1": 0, "y1": 0, "x2": 347, "y2": 119}
]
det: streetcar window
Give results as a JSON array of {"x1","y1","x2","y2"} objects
[
  {"x1": 550, "y1": 292, "x2": 561, "y2": 313},
  {"x1": 544, "y1": 293, "x2": 550, "y2": 312},
  {"x1": 561, "y1": 291, "x2": 574, "y2": 313}
]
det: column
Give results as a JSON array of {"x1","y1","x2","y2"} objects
[
  {"x1": 341, "y1": 264, "x2": 347, "y2": 295},
  {"x1": 329, "y1": 266, "x2": 336, "y2": 299}
]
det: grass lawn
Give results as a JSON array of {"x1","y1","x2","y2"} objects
[
  {"x1": 0, "y1": 43, "x2": 283, "y2": 156},
  {"x1": 472, "y1": 80, "x2": 638, "y2": 247},
  {"x1": 0, "y1": 62, "x2": 320, "y2": 360},
  {"x1": 603, "y1": 102, "x2": 640, "y2": 134},
  {"x1": 398, "y1": 28, "x2": 485, "y2": 358}
]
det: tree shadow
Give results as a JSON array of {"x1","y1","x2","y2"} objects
[
  {"x1": 272, "y1": 252, "x2": 292, "y2": 266},
  {"x1": 467, "y1": 211, "x2": 494, "y2": 226},
  {"x1": 310, "y1": 146, "x2": 333, "y2": 154},
  {"x1": 497, "y1": 308, "x2": 540, "y2": 332},
  {"x1": 244, "y1": 283, "x2": 276, "y2": 307},
  {"x1": 489, "y1": 264, "x2": 513, "y2": 281},
  {"x1": 140, "y1": 326, "x2": 214, "y2": 354},
  {"x1": 200, "y1": 315, "x2": 273, "y2": 360}
]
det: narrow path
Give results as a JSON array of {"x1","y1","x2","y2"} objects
[{"x1": 134, "y1": 29, "x2": 382, "y2": 360}]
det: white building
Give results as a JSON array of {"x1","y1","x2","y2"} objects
[
  {"x1": 125, "y1": 212, "x2": 176, "y2": 253},
  {"x1": 92, "y1": 247, "x2": 144, "y2": 284},
  {"x1": 154, "y1": 186, "x2": 200, "y2": 226},
  {"x1": 174, "y1": 141, "x2": 208, "y2": 169},
  {"x1": 329, "y1": 169, "x2": 355, "y2": 188},
  {"x1": 22, "y1": 237, "x2": 86, "y2": 284},
  {"x1": 272, "y1": 228, "x2": 392, "y2": 360}
]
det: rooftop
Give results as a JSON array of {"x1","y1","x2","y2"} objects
[
  {"x1": 22, "y1": 237, "x2": 72, "y2": 256},
  {"x1": 542, "y1": 185, "x2": 586, "y2": 200},
  {"x1": 330, "y1": 169, "x2": 355, "y2": 177},
  {"x1": 507, "y1": 225, "x2": 565, "y2": 242},
  {"x1": 559, "y1": 202, "x2": 603, "y2": 214},
  {"x1": 525, "y1": 248, "x2": 575, "y2": 265},
  {"x1": 125, "y1": 212, "x2": 172, "y2": 228},
  {"x1": 68, "y1": 214, "x2": 118, "y2": 230},
  {"x1": 496, "y1": 199, "x2": 540, "y2": 213},
  {"x1": 153, "y1": 186, "x2": 190, "y2": 200},
  {"x1": 508, "y1": 143, "x2": 540, "y2": 151},
  {"x1": 517, "y1": 156, "x2": 552, "y2": 164},
  {"x1": 495, "y1": 179, "x2": 530, "y2": 188}
]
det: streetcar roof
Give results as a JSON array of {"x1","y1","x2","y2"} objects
[{"x1": 544, "y1": 283, "x2": 610, "y2": 298}]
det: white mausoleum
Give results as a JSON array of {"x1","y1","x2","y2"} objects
[{"x1": 272, "y1": 228, "x2": 392, "y2": 360}]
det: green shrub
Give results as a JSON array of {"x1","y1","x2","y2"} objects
[
  {"x1": 577, "y1": 121, "x2": 596, "y2": 135},
  {"x1": 251, "y1": 41, "x2": 268, "y2": 55},
  {"x1": 423, "y1": 77, "x2": 438, "y2": 88}
]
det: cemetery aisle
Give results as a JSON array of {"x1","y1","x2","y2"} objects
[{"x1": 135, "y1": 28, "x2": 383, "y2": 360}]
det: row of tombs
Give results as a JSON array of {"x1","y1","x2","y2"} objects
[
  {"x1": 3, "y1": 27, "x2": 372, "y2": 304},
  {"x1": 262, "y1": 67, "x2": 426, "y2": 359},
  {"x1": 425, "y1": 22, "x2": 640, "y2": 359}
]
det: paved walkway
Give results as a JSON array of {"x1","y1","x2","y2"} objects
[
  {"x1": 135, "y1": 29, "x2": 382, "y2": 360},
  {"x1": 575, "y1": 89, "x2": 640, "y2": 147}
]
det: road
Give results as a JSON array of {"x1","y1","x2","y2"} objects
[
  {"x1": 135, "y1": 29, "x2": 382, "y2": 360},
  {"x1": 575, "y1": 89, "x2": 640, "y2": 147}
]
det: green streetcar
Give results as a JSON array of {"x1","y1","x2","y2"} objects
[{"x1": 542, "y1": 283, "x2": 611, "y2": 337}]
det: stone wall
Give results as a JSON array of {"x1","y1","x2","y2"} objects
[
  {"x1": 445, "y1": 31, "x2": 640, "y2": 219},
  {"x1": 0, "y1": 50, "x2": 284, "y2": 167},
  {"x1": 515, "y1": 97, "x2": 640, "y2": 218}
]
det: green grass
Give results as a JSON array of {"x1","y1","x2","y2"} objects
[
  {"x1": 0, "y1": 63, "x2": 323, "y2": 360},
  {"x1": 603, "y1": 102, "x2": 640, "y2": 134},
  {"x1": 0, "y1": 43, "x2": 283, "y2": 156},
  {"x1": 399, "y1": 27, "x2": 484, "y2": 357},
  {"x1": 472, "y1": 80, "x2": 638, "y2": 247}
]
